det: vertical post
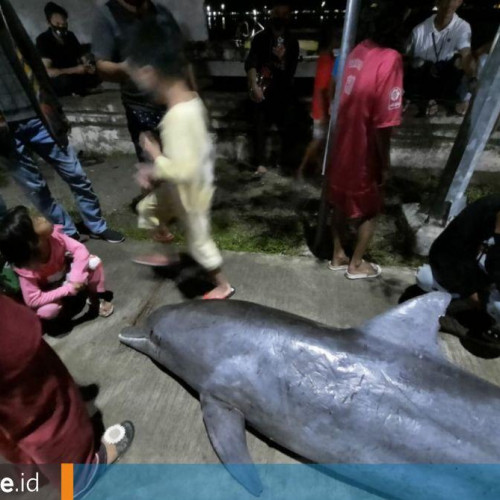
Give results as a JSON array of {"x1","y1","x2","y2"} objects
[
  {"x1": 429, "y1": 27, "x2": 500, "y2": 223},
  {"x1": 314, "y1": 0, "x2": 362, "y2": 250}
]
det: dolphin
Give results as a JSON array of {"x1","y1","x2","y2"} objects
[{"x1": 119, "y1": 293, "x2": 500, "y2": 498}]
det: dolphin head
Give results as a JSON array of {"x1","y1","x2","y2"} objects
[
  {"x1": 119, "y1": 305, "x2": 191, "y2": 377},
  {"x1": 119, "y1": 325, "x2": 152, "y2": 355}
]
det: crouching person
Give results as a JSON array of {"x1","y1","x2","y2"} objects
[
  {"x1": 0, "y1": 206, "x2": 114, "y2": 320},
  {"x1": 0, "y1": 293, "x2": 133, "y2": 498},
  {"x1": 416, "y1": 195, "x2": 500, "y2": 340}
]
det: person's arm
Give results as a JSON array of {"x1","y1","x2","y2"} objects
[
  {"x1": 286, "y1": 37, "x2": 300, "y2": 80},
  {"x1": 96, "y1": 60, "x2": 128, "y2": 83},
  {"x1": 18, "y1": 275, "x2": 76, "y2": 309},
  {"x1": 92, "y1": 7, "x2": 127, "y2": 83},
  {"x1": 141, "y1": 114, "x2": 200, "y2": 185},
  {"x1": 457, "y1": 23, "x2": 476, "y2": 77},
  {"x1": 58, "y1": 232, "x2": 90, "y2": 284},
  {"x1": 245, "y1": 34, "x2": 265, "y2": 102},
  {"x1": 372, "y1": 54, "x2": 404, "y2": 184},
  {"x1": 41, "y1": 57, "x2": 86, "y2": 78},
  {"x1": 375, "y1": 127, "x2": 393, "y2": 185},
  {"x1": 459, "y1": 47, "x2": 476, "y2": 78}
]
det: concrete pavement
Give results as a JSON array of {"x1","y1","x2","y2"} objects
[{"x1": 44, "y1": 239, "x2": 500, "y2": 468}]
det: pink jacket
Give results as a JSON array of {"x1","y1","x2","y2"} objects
[{"x1": 14, "y1": 226, "x2": 90, "y2": 309}]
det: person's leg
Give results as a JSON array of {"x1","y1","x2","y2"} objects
[
  {"x1": 405, "y1": 65, "x2": 429, "y2": 115},
  {"x1": 25, "y1": 119, "x2": 107, "y2": 236},
  {"x1": 347, "y1": 217, "x2": 379, "y2": 276},
  {"x1": 37, "y1": 302, "x2": 63, "y2": 320},
  {"x1": 124, "y1": 105, "x2": 164, "y2": 162},
  {"x1": 87, "y1": 264, "x2": 113, "y2": 317},
  {"x1": 440, "y1": 61, "x2": 465, "y2": 113},
  {"x1": 330, "y1": 208, "x2": 349, "y2": 268},
  {"x1": 252, "y1": 101, "x2": 267, "y2": 170},
  {"x1": 274, "y1": 91, "x2": 296, "y2": 172},
  {"x1": 185, "y1": 212, "x2": 233, "y2": 300},
  {"x1": 8, "y1": 120, "x2": 79, "y2": 235}
]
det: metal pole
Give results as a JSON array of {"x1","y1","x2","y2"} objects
[
  {"x1": 429, "y1": 26, "x2": 500, "y2": 223},
  {"x1": 314, "y1": 0, "x2": 362, "y2": 251}
]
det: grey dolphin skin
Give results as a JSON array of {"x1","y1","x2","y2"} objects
[{"x1": 119, "y1": 293, "x2": 500, "y2": 498}]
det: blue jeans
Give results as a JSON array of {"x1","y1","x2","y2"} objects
[{"x1": 6, "y1": 118, "x2": 106, "y2": 235}]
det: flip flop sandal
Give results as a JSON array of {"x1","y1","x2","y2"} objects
[
  {"x1": 102, "y1": 421, "x2": 135, "y2": 464},
  {"x1": 203, "y1": 287, "x2": 236, "y2": 300},
  {"x1": 132, "y1": 254, "x2": 173, "y2": 267},
  {"x1": 153, "y1": 232, "x2": 175, "y2": 244},
  {"x1": 328, "y1": 263, "x2": 348, "y2": 272},
  {"x1": 86, "y1": 298, "x2": 114, "y2": 318},
  {"x1": 345, "y1": 263, "x2": 382, "y2": 280}
]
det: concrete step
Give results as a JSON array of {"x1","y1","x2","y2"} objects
[{"x1": 61, "y1": 90, "x2": 500, "y2": 171}]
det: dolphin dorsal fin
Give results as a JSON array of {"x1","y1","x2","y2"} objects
[{"x1": 359, "y1": 292, "x2": 451, "y2": 356}]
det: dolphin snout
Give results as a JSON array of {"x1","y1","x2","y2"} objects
[{"x1": 119, "y1": 326, "x2": 149, "y2": 350}]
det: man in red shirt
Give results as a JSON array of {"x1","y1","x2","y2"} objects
[{"x1": 328, "y1": 4, "x2": 409, "y2": 280}]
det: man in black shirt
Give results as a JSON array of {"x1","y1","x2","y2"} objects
[
  {"x1": 36, "y1": 2, "x2": 100, "y2": 97},
  {"x1": 417, "y1": 195, "x2": 500, "y2": 336},
  {"x1": 245, "y1": 0, "x2": 299, "y2": 175}
]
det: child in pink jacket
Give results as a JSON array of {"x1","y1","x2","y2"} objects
[{"x1": 0, "y1": 206, "x2": 113, "y2": 319}]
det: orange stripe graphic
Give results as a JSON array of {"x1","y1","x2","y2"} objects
[{"x1": 61, "y1": 464, "x2": 74, "y2": 500}]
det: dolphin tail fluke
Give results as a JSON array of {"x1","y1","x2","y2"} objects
[
  {"x1": 201, "y1": 393, "x2": 263, "y2": 497},
  {"x1": 360, "y1": 292, "x2": 452, "y2": 356}
]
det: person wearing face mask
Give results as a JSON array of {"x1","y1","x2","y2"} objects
[
  {"x1": 245, "y1": 0, "x2": 300, "y2": 176},
  {"x1": 36, "y1": 2, "x2": 101, "y2": 97}
]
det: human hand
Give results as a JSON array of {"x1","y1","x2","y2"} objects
[
  {"x1": 84, "y1": 63, "x2": 96, "y2": 75},
  {"x1": 134, "y1": 163, "x2": 156, "y2": 190},
  {"x1": 139, "y1": 132, "x2": 162, "y2": 161},
  {"x1": 250, "y1": 85, "x2": 265, "y2": 103},
  {"x1": 68, "y1": 282, "x2": 85, "y2": 296}
]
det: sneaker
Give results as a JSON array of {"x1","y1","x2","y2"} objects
[
  {"x1": 69, "y1": 232, "x2": 90, "y2": 243},
  {"x1": 91, "y1": 229, "x2": 125, "y2": 244}
]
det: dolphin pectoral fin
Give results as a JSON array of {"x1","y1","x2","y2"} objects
[
  {"x1": 360, "y1": 292, "x2": 452, "y2": 356},
  {"x1": 200, "y1": 393, "x2": 263, "y2": 497}
]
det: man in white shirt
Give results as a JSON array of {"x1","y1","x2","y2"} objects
[{"x1": 406, "y1": 0, "x2": 476, "y2": 116}]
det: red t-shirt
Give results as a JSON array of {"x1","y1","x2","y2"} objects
[
  {"x1": 311, "y1": 52, "x2": 334, "y2": 121},
  {"x1": 328, "y1": 40, "x2": 403, "y2": 219}
]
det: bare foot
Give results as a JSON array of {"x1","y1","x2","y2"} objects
[
  {"x1": 152, "y1": 226, "x2": 175, "y2": 244},
  {"x1": 132, "y1": 254, "x2": 173, "y2": 267},
  {"x1": 347, "y1": 261, "x2": 380, "y2": 277},
  {"x1": 330, "y1": 254, "x2": 350, "y2": 267},
  {"x1": 254, "y1": 166, "x2": 268, "y2": 177},
  {"x1": 203, "y1": 284, "x2": 235, "y2": 300}
]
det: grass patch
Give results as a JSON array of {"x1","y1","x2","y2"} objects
[{"x1": 63, "y1": 162, "x2": 500, "y2": 266}]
